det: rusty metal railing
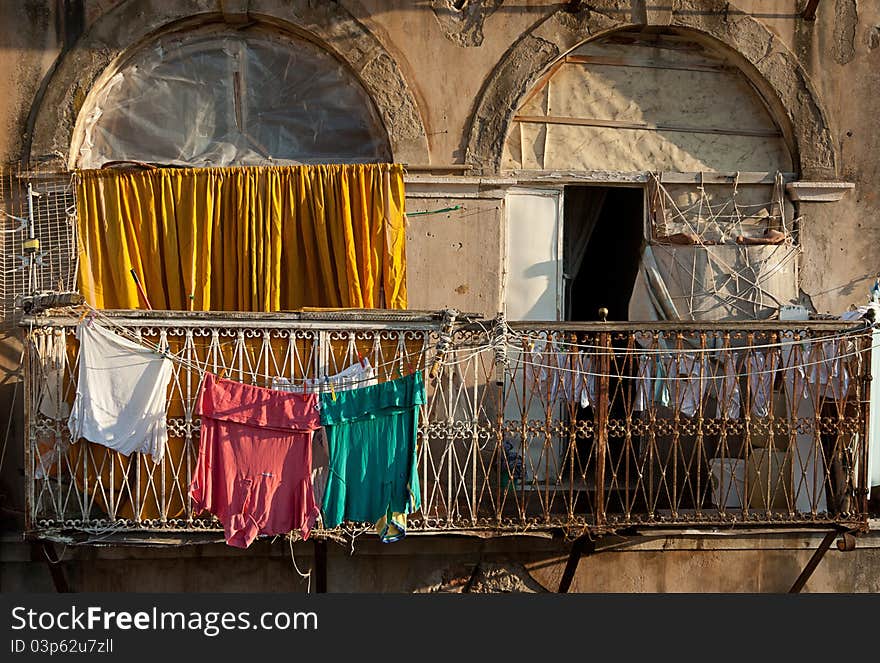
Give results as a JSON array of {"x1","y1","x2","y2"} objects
[{"x1": 23, "y1": 311, "x2": 873, "y2": 541}]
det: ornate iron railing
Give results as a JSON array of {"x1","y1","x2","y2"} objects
[{"x1": 23, "y1": 311, "x2": 873, "y2": 541}]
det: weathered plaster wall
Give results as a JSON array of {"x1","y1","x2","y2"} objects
[
  {"x1": 404, "y1": 194, "x2": 503, "y2": 316},
  {"x1": 794, "y1": 0, "x2": 880, "y2": 313},
  {"x1": 0, "y1": 1, "x2": 60, "y2": 163},
  {"x1": 5, "y1": 532, "x2": 880, "y2": 593}
]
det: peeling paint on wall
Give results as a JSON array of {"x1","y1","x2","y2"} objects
[
  {"x1": 832, "y1": 0, "x2": 858, "y2": 64},
  {"x1": 430, "y1": 0, "x2": 503, "y2": 47}
]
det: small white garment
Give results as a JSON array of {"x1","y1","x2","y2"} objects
[
  {"x1": 634, "y1": 353, "x2": 670, "y2": 412},
  {"x1": 667, "y1": 354, "x2": 709, "y2": 418},
  {"x1": 713, "y1": 352, "x2": 741, "y2": 420},
  {"x1": 809, "y1": 340, "x2": 851, "y2": 402},
  {"x1": 67, "y1": 321, "x2": 173, "y2": 461},
  {"x1": 33, "y1": 329, "x2": 70, "y2": 479},
  {"x1": 634, "y1": 353, "x2": 708, "y2": 417},
  {"x1": 747, "y1": 352, "x2": 778, "y2": 417},
  {"x1": 525, "y1": 345, "x2": 593, "y2": 408},
  {"x1": 271, "y1": 358, "x2": 377, "y2": 394},
  {"x1": 780, "y1": 338, "x2": 850, "y2": 403},
  {"x1": 35, "y1": 329, "x2": 69, "y2": 420}
]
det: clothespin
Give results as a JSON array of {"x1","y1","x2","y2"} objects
[
  {"x1": 218, "y1": 367, "x2": 228, "y2": 380},
  {"x1": 357, "y1": 350, "x2": 367, "y2": 368},
  {"x1": 325, "y1": 376, "x2": 336, "y2": 401}
]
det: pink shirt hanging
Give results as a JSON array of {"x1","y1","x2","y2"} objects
[{"x1": 191, "y1": 373, "x2": 320, "y2": 548}]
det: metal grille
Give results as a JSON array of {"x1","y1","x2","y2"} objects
[
  {"x1": 23, "y1": 313, "x2": 872, "y2": 541},
  {"x1": 0, "y1": 164, "x2": 77, "y2": 327}
]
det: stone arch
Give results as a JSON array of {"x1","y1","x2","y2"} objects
[
  {"x1": 26, "y1": 0, "x2": 429, "y2": 169},
  {"x1": 465, "y1": 1, "x2": 836, "y2": 179}
]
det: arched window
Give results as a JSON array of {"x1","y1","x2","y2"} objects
[
  {"x1": 502, "y1": 28, "x2": 792, "y2": 174},
  {"x1": 501, "y1": 29, "x2": 798, "y2": 322},
  {"x1": 73, "y1": 26, "x2": 391, "y2": 168}
]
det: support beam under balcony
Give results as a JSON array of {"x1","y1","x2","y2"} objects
[
  {"x1": 314, "y1": 539, "x2": 328, "y2": 594},
  {"x1": 788, "y1": 531, "x2": 837, "y2": 593},
  {"x1": 558, "y1": 535, "x2": 596, "y2": 593}
]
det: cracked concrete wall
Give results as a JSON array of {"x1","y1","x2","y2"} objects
[{"x1": 794, "y1": 0, "x2": 880, "y2": 314}]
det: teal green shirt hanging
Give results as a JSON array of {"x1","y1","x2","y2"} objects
[{"x1": 319, "y1": 371, "x2": 425, "y2": 541}]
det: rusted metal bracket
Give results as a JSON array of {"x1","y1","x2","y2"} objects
[
  {"x1": 558, "y1": 535, "x2": 595, "y2": 593},
  {"x1": 788, "y1": 529, "x2": 856, "y2": 593}
]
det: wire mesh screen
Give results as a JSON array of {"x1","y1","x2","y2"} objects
[{"x1": 0, "y1": 164, "x2": 77, "y2": 328}]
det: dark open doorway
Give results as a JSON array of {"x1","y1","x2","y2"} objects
[{"x1": 563, "y1": 186, "x2": 644, "y2": 322}]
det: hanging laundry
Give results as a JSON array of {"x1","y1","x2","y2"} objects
[
  {"x1": 808, "y1": 340, "x2": 851, "y2": 402},
  {"x1": 525, "y1": 343, "x2": 594, "y2": 408},
  {"x1": 747, "y1": 351, "x2": 778, "y2": 417},
  {"x1": 713, "y1": 351, "x2": 741, "y2": 420},
  {"x1": 319, "y1": 371, "x2": 425, "y2": 543},
  {"x1": 67, "y1": 321, "x2": 173, "y2": 461},
  {"x1": 191, "y1": 373, "x2": 321, "y2": 548},
  {"x1": 271, "y1": 358, "x2": 377, "y2": 394},
  {"x1": 779, "y1": 338, "x2": 850, "y2": 404},
  {"x1": 634, "y1": 352, "x2": 670, "y2": 412},
  {"x1": 668, "y1": 354, "x2": 709, "y2": 418},
  {"x1": 635, "y1": 352, "x2": 708, "y2": 416},
  {"x1": 33, "y1": 329, "x2": 69, "y2": 479},
  {"x1": 777, "y1": 334, "x2": 828, "y2": 512},
  {"x1": 271, "y1": 359, "x2": 377, "y2": 511}
]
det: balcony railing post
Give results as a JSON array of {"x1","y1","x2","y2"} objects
[
  {"x1": 595, "y1": 330, "x2": 611, "y2": 528},
  {"x1": 858, "y1": 332, "x2": 873, "y2": 520},
  {"x1": 23, "y1": 328, "x2": 34, "y2": 531}
]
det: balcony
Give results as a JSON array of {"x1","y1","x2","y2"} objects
[{"x1": 22, "y1": 309, "x2": 874, "y2": 544}]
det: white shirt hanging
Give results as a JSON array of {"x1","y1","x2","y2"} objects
[{"x1": 67, "y1": 321, "x2": 173, "y2": 461}]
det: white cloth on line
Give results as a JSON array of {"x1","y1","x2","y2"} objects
[
  {"x1": 635, "y1": 353, "x2": 707, "y2": 417},
  {"x1": 668, "y1": 354, "x2": 709, "y2": 418},
  {"x1": 35, "y1": 329, "x2": 69, "y2": 421},
  {"x1": 634, "y1": 353, "x2": 667, "y2": 412},
  {"x1": 712, "y1": 352, "x2": 741, "y2": 420},
  {"x1": 33, "y1": 329, "x2": 70, "y2": 479},
  {"x1": 525, "y1": 345, "x2": 594, "y2": 408},
  {"x1": 271, "y1": 358, "x2": 377, "y2": 394},
  {"x1": 67, "y1": 321, "x2": 173, "y2": 461},
  {"x1": 747, "y1": 351, "x2": 777, "y2": 417}
]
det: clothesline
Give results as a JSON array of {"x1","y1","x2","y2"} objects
[
  {"x1": 72, "y1": 307, "x2": 425, "y2": 390},
  {"x1": 512, "y1": 345, "x2": 867, "y2": 383},
  {"x1": 32, "y1": 304, "x2": 877, "y2": 386},
  {"x1": 504, "y1": 322, "x2": 874, "y2": 355}
]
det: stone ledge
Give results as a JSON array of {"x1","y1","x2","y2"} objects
[{"x1": 786, "y1": 181, "x2": 855, "y2": 202}]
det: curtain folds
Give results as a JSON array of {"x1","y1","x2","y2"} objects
[{"x1": 75, "y1": 163, "x2": 407, "y2": 311}]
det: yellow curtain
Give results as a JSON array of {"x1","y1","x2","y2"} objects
[{"x1": 75, "y1": 163, "x2": 407, "y2": 311}]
